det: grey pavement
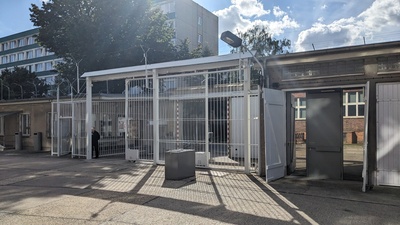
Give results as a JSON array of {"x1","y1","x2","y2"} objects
[{"x1": 0, "y1": 150, "x2": 399, "y2": 225}]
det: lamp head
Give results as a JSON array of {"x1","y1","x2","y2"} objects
[{"x1": 220, "y1": 31, "x2": 242, "y2": 48}]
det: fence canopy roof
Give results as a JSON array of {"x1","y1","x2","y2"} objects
[{"x1": 82, "y1": 52, "x2": 252, "y2": 79}]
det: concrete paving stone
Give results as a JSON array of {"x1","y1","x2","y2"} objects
[
  {"x1": 0, "y1": 213, "x2": 99, "y2": 225},
  {"x1": 14, "y1": 174, "x2": 101, "y2": 189},
  {"x1": 110, "y1": 204, "x2": 235, "y2": 225},
  {"x1": 0, "y1": 186, "x2": 89, "y2": 211}
]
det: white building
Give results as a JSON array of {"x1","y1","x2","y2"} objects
[
  {"x1": 0, "y1": 28, "x2": 61, "y2": 84},
  {"x1": 153, "y1": 0, "x2": 219, "y2": 54}
]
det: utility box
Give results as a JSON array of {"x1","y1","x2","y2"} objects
[
  {"x1": 126, "y1": 149, "x2": 139, "y2": 161},
  {"x1": 165, "y1": 149, "x2": 195, "y2": 180},
  {"x1": 15, "y1": 132, "x2": 22, "y2": 150},
  {"x1": 195, "y1": 152, "x2": 209, "y2": 168},
  {"x1": 34, "y1": 132, "x2": 42, "y2": 151}
]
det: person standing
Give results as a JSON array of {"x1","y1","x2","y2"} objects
[{"x1": 92, "y1": 127, "x2": 101, "y2": 158}]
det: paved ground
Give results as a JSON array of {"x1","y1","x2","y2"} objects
[
  {"x1": 0, "y1": 150, "x2": 399, "y2": 225},
  {"x1": 295, "y1": 144, "x2": 364, "y2": 180}
]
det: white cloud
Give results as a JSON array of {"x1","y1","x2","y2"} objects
[
  {"x1": 215, "y1": 0, "x2": 298, "y2": 38},
  {"x1": 318, "y1": 17, "x2": 324, "y2": 22},
  {"x1": 295, "y1": 0, "x2": 400, "y2": 52},
  {"x1": 231, "y1": 0, "x2": 269, "y2": 17},
  {"x1": 321, "y1": 4, "x2": 328, "y2": 9},
  {"x1": 273, "y1": 6, "x2": 286, "y2": 17}
]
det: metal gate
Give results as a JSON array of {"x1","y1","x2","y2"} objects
[
  {"x1": 376, "y1": 82, "x2": 400, "y2": 186},
  {"x1": 51, "y1": 101, "x2": 73, "y2": 156}
]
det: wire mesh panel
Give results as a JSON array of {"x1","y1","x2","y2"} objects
[
  {"x1": 92, "y1": 100, "x2": 126, "y2": 157},
  {"x1": 72, "y1": 101, "x2": 86, "y2": 157},
  {"x1": 126, "y1": 79, "x2": 154, "y2": 161},
  {"x1": 51, "y1": 102, "x2": 73, "y2": 156},
  {"x1": 158, "y1": 73, "x2": 207, "y2": 161}
]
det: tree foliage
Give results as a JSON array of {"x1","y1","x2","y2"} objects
[
  {"x1": 0, "y1": 67, "x2": 49, "y2": 99},
  {"x1": 232, "y1": 25, "x2": 291, "y2": 56},
  {"x1": 171, "y1": 39, "x2": 214, "y2": 60},
  {"x1": 30, "y1": 0, "x2": 214, "y2": 94},
  {"x1": 30, "y1": 0, "x2": 177, "y2": 93}
]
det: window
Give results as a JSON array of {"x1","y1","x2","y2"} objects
[
  {"x1": 18, "y1": 53, "x2": 24, "y2": 61},
  {"x1": 26, "y1": 50, "x2": 33, "y2": 59},
  {"x1": 35, "y1": 63, "x2": 43, "y2": 72},
  {"x1": 378, "y1": 56, "x2": 400, "y2": 72},
  {"x1": 343, "y1": 91, "x2": 365, "y2": 117},
  {"x1": 0, "y1": 116, "x2": 4, "y2": 136},
  {"x1": 295, "y1": 97, "x2": 306, "y2": 119},
  {"x1": 27, "y1": 36, "x2": 34, "y2": 45},
  {"x1": 10, "y1": 54, "x2": 16, "y2": 62},
  {"x1": 198, "y1": 16, "x2": 203, "y2": 26},
  {"x1": 18, "y1": 39, "x2": 25, "y2": 47},
  {"x1": 21, "y1": 113, "x2": 30, "y2": 136},
  {"x1": 198, "y1": 34, "x2": 202, "y2": 44},
  {"x1": 1, "y1": 56, "x2": 7, "y2": 64},
  {"x1": 35, "y1": 49, "x2": 42, "y2": 57},
  {"x1": 282, "y1": 60, "x2": 364, "y2": 80},
  {"x1": 45, "y1": 62, "x2": 53, "y2": 70},
  {"x1": 10, "y1": 41, "x2": 16, "y2": 49},
  {"x1": 1, "y1": 43, "x2": 8, "y2": 51}
]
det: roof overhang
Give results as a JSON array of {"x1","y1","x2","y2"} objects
[{"x1": 82, "y1": 52, "x2": 253, "y2": 79}]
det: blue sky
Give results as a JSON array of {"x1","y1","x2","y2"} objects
[{"x1": 1, "y1": 0, "x2": 400, "y2": 55}]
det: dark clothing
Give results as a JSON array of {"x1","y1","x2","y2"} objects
[{"x1": 92, "y1": 130, "x2": 100, "y2": 158}]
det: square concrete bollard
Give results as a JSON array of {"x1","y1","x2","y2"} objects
[{"x1": 165, "y1": 149, "x2": 195, "y2": 180}]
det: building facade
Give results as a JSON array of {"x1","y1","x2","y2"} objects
[
  {"x1": 154, "y1": 0, "x2": 219, "y2": 55},
  {"x1": 266, "y1": 41, "x2": 400, "y2": 188},
  {"x1": 0, "y1": 28, "x2": 61, "y2": 84}
]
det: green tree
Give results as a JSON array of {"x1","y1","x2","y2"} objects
[
  {"x1": 232, "y1": 25, "x2": 291, "y2": 56},
  {"x1": 175, "y1": 39, "x2": 214, "y2": 60},
  {"x1": 0, "y1": 67, "x2": 49, "y2": 99},
  {"x1": 30, "y1": 0, "x2": 176, "y2": 93}
]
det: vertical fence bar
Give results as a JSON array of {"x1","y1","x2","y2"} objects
[
  {"x1": 244, "y1": 59, "x2": 251, "y2": 174},
  {"x1": 153, "y1": 69, "x2": 160, "y2": 164},
  {"x1": 86, "y1": 77, "x2": 92, "y2": 159}
]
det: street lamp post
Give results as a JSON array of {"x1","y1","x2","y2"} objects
[{"x1": 220, "y1": 30, "x2": 266, "y2": 177}]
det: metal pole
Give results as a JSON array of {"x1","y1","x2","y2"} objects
[
  {"x1": 86, "y1": 77, "x2": 93, "y2": 159},
  {"x1": 76, "y1": 60, "x2": 82, "y2": 94}
]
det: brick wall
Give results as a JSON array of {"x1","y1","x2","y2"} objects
[{"x1": 295, "y1": 118, "x2": 364, "y2": 144}]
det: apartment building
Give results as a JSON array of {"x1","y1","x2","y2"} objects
[
  {"x1": 0, "y1": 28, "x2": 60, "y2": 85},
  {"x1": 154, "y1": 0, "x2": 219, "y2": 55}
]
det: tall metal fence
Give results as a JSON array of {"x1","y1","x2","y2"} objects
[{"x1": 53, "y1": 55, "x2": 260, "y2": 172}]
